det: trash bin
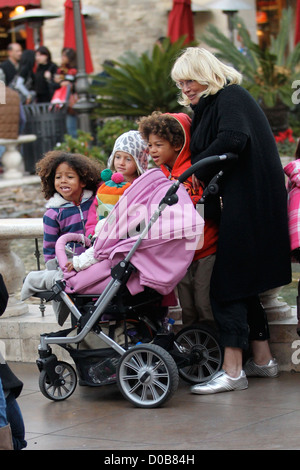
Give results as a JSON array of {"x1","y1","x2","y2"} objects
[{"x1": 22, "y1": 103, "x2": 67, "y2": 174}]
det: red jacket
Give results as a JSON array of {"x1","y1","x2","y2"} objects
[{"x1": 160, "y1": 113, "x2": 218, "y2": 260}]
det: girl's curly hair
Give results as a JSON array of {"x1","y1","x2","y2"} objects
[
  {"x1": 36, "y1": 151, "x2": 102, "y2": 200},
  {"x1": 137, "y1": 111, "x2": 184, "y2": 149}
]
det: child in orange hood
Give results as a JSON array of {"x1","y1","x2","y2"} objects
[{"x1": 138, "y1": 111, "x2": 218, "y2": 325}]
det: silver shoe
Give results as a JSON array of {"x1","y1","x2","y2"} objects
[
  {"x1": 190, "y1": 370, "x2": 248, "y2": 395},
  {"x1": 244, "y1": 358, "x2": 278, "y2": 377}
]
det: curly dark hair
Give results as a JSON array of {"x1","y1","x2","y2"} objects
[
  {"x1": 137, "y1": 111, "x2": 184, "y2": 149},
  {"x1": 36, "y1": 151, "x2": 102, "y2": 200}
]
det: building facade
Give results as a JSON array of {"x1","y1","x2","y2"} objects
[{"x1": 0, "y1": 0, "x2": 297, "y2": 74}]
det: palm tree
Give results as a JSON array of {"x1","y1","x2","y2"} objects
[
  {"x1": 90, "y1": 37, "x2": 190, "y2": 118},
  {"x1": 201, "y1": 8, "x2": 300, "y2": 131}
]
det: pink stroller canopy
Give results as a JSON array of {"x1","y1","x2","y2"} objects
[{"x1": 60, "y1": 169, "x2": 204, "y2": 296}]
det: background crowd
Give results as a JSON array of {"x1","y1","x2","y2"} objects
[{"x1": 0, "y1": 43, "x2": 78, "y2": 138}]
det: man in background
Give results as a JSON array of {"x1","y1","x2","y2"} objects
[{"x1": 0, "y1": 43, "x2": 22, "y2": 86}]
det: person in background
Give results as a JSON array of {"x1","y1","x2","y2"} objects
[
  {"x1": 155, "y1": 36, "x2": 167, "y2": 50},
  {"x1": 34, "y1": 46, "x2": 58, "y2": 103},
  {"x1": 0, "y1": 378, "x2": 12, "y2": 450},
  {"x1": 54, "y1": 47, "x2": 78, "y2": 137},
  {"x1": 13, "y1": 49, "x2": 36, "y2": 104},
  {"x1": 92, "y1": 59, "x2": 114, "y2": 87},
  {"x1": 0, "y1": 274, "x2": 27, "y2": 450},
  {"x1": 284, "y1": 140, "x2": 300, "y2": 264},
  {"x1": 55, "y1": 47, "x2": 77, "y2": 85},
  {"x1": 0, "y1": 43, "x2": 22, "y2": 86},
  {"x1": 284, "y1": 140, "x2": 300, "y2": 334},
  {"x1": 0, "y1": 271, "x2": 12, "y2": 450},
  {"x1": 171, "y1": 47, "x2": 291, "y2": 394}
]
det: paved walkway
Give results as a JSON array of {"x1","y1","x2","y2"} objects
[
  {"x1": 0, "y1": 175, "x2": 44, "y2": 219},
  {"x1": 10, "y1": 361, "x2": 300, "y2": 451},
  {"x1": 2, "y1": 174, "x2": 300, "y2": 452}
]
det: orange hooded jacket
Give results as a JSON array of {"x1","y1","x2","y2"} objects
[{"x1": 160, "y1": 113, "x2": 218, "y2": 260}]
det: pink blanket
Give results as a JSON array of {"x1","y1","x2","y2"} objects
[{"x1": 58, "y1": 169, "x2": 204, "y2": 296}]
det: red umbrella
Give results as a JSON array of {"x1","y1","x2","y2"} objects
[
  {"x1": 63, "y1": 0, "x2": 94, "y2": 74},
  {"x1": 295, "y1": 0, "x2": 300, "y2": 45},
  {"x1": 167, "y1": 0, "x2": 195, "y2": 44}
]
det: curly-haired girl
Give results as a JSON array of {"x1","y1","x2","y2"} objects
[{"x1": 36, "y1": 150, "x2": 102, "y2": 264}]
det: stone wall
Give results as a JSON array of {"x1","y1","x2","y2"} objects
[
  {"x1": 42, "y1": 0, "x2": 172, "y2": 73},
  {"x1": 41, "y1": 0, "x2": 257, "y2": 74}
]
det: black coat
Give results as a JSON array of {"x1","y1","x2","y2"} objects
[
  {"x1": 0, "y1": 59, "x2": 18, "y2": 86},
  {"x1": 190, "y1": 84, "x2": 291, "y2": 302},
  {"x1": 35, "y1": 62, "x2": 58, "y2": 103},
  {"x1": 0, "y1": 273, "x2": 8, "y2": 315}
]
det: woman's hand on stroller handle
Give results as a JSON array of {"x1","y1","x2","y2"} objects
[
  {"x1": 178, "y1": 153, "x2": 238, "y2": 184},
  {"x1": 192, "y1": 174, "x2": 201, "y2": 191},
  {"x1": 159, "y1": 153, "x2": 238, "y2": 207}
]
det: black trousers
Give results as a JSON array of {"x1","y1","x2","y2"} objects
[{"x1": 210, "y1": 294, "x2": 270, "y2": 350}]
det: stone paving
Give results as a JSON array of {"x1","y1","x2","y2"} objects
[{"x1": 0, "y1": 181, "x2": 45, "y2": 219}]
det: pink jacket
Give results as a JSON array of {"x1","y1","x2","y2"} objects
[
  {"x1": 284, "y1": 160, "x2": 300, "y2": 251},
  {"x1": 57, "y1": 169, "x2": 204, "y2": 296}
]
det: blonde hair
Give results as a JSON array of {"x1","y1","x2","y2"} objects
[{"x1": 171, "y1": 47, "x2": 242, "y2": 106}]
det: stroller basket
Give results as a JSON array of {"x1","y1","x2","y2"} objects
[{"x1": 69, "y1": 348, "x2": 119, "y2": 386}]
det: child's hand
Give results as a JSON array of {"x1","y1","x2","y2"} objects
[
  {"x1": 65, "y1": 261, "x2": 74, "y2": 272},
  {"x1": 192, "y1": 174, "x2": 200, "y2": 191}
]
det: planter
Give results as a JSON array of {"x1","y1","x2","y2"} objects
[{"x1": 261, "y1": 101, "x2": 290, "y2": 133}]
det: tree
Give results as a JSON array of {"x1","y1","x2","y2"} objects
[
  {"x1": 90, "y1": 37, "x2": 191, "y2": 118},
  {"x1": 201, "y1": 8, "x2": 300, "y2": 109}
]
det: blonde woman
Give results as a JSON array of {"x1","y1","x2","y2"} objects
[{"x1": 171, "y1": 47, "x2": 291, "y2": 394}]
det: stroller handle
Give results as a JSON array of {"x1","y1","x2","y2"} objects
[
  {"x1": 159, "y1": 153, "x2": 238, "y2": 206},
  {"x1": 178, "y1": 153, "x2": 238, "y2": 184},
  {"x1": 55, "y1": 233, "x2": 91, "y2": 270}
]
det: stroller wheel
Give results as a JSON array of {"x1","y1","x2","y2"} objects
[
  {"x1": 117, "y1": 344, "x2": 179, "y2": 408},
  {"x1": 174, "y1": 324, "x2": 223, "y2": 384},
  {"x1": 39, "y1": 361, "x2": 77, "y2": 401}
]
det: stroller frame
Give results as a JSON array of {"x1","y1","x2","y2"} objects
[{"x1": 35, "y1": 154, "x2": 236, "y2": 408}]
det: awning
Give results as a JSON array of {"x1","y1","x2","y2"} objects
[{"x1": 0, "y1": 0, "x2": 40, "y2": 7}]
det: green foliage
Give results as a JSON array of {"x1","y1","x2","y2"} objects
[
  {"x1": 96, "y1": 118, "x2": 138, "y2": 155},
  {"x1": 90, "y1": 37, "x2": 191, "y2": 118},
  {"x1": 274, "y1": 128, "x2": 297, "y2": 156},
  {"x1": 55, "y1": 130, "x2": 106, "y2": 167},
  {"x1": 55, "y1": 119, "x2": 141, "y2": 167},
  {"x1": 201, "y1": 8, "x2": 300, "y2": 108},
  {"x1": 289, "y1": 110, "x2": 300, "y2": 138}
]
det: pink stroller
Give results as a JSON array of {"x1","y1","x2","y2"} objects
[{"x1": 35, "y1": 155, "x2": 235, "y2": 408}]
